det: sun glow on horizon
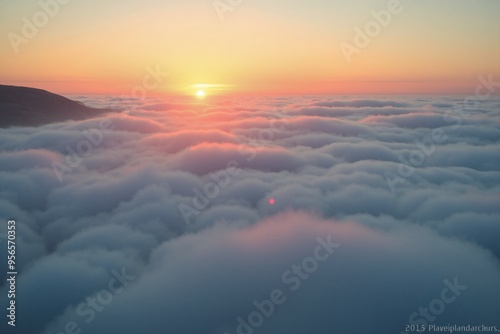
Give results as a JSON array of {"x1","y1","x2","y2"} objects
[
  {"x1": 196, "y1": 90, "x2": 205, "y2": 98},
  {"x1": 0, "y1": 1, "x2": 498, "y2": 95}
]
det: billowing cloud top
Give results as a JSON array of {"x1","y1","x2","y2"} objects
[{"x1": 0, "y1": 95, "x2": 499, "y2": 334}]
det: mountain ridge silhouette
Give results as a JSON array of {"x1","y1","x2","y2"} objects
[{"x1": 0, "y1": 85, "x2": 118, "y2": 128}]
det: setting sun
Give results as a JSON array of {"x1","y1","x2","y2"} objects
[{"x1": 196, "y1": 90, "x2": 205, "y2": 98}]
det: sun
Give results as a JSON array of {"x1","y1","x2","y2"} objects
[{"x1": 196, "y1": 90, "x2": 205, "y2": 98}]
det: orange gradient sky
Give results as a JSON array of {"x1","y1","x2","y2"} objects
[{"x1": 0, "y1": 0, "x2": 499, "y2": 96}]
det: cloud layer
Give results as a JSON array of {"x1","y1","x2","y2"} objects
[{"x1": 0, "y1": 95, "x2": 499, "y2": 334}]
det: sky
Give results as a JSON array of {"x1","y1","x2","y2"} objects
[{"x1": 0, "y1": 0, "x2": 499, "y2": 95}]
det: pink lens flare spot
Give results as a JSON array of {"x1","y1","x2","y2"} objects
[{"x1": 269, "y1": 198, "x2": 275, "y2": 205}]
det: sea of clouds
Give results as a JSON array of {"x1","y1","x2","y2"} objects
[{"x1": 0, "y1": 94, "x2": 499, "y2": 334}]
